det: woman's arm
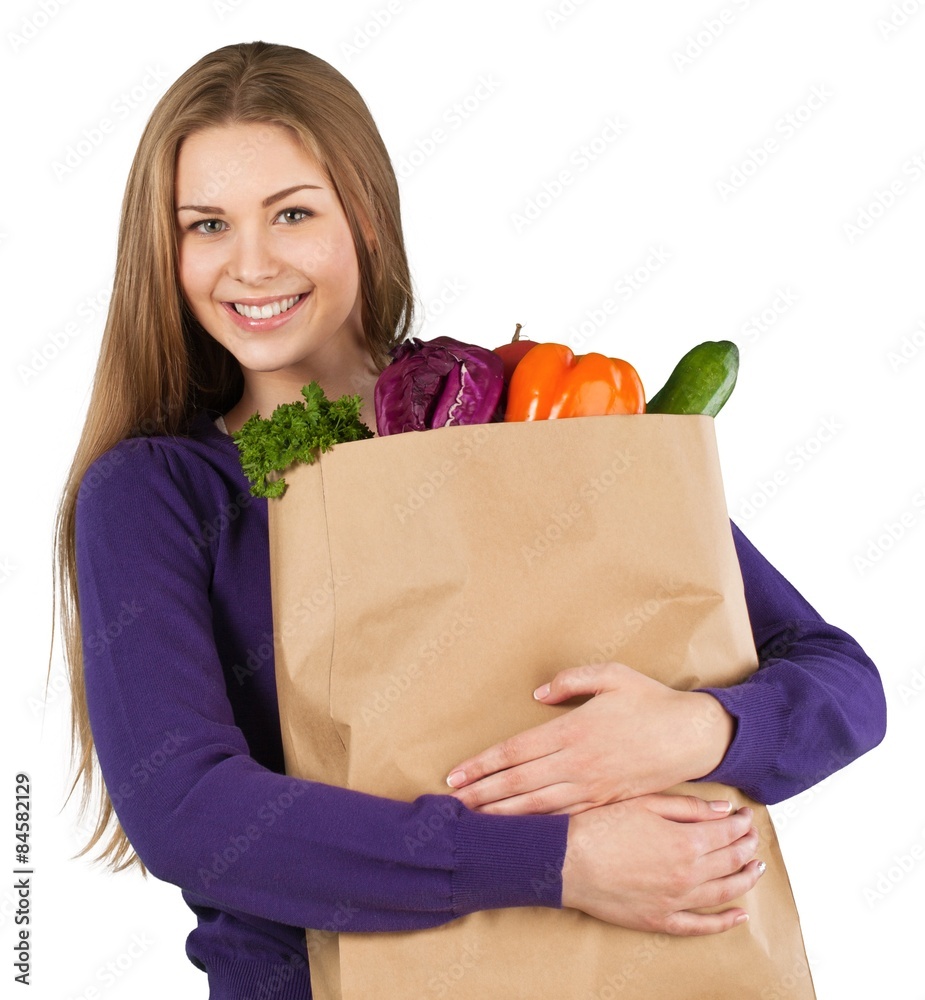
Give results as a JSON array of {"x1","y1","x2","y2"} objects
[
  {"x1": 447, "y1": 521, "x2": 886, "y2": 812},
  {"x1": 75, "y1": 437, "x2": 760, "y2": 940},
  {"x1": 694, "y1": 521, "x2": 887, "y2": 803},
  {"x1": 75, "y1": 437, "x2": 565, "y2": 933}
]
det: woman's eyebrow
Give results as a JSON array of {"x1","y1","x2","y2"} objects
[
  {"x1": 262, "y1": 184, "x2": 323, "y2": 208},
  {"x1": 176, "y1": 183, "x2": 323, "y2": 214}
]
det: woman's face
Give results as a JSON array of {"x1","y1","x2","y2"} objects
[{"x1": 175, "y1": 122, "x2": 367, "y2": 386}]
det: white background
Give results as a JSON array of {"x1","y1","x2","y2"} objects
[{"x1": 3, "y1": 0, "x2": 924, "y2": 997}]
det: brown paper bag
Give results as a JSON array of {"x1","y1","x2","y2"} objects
[{"x1": 268, "y1": 414, "x2": 816, "y2": 1000}]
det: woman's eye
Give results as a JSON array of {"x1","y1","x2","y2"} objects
[
  {"x1": 189, "y1": 219, "x2": 226, "y2": 234},
  {"x1": 277, "y1": 208, "x2": 313, "y2": 224}
]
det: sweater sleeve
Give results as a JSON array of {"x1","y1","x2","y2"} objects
[
  {"x1": 693, "y1": 520, "x2": 886, "y2": 804},
  {"x1": 75, "y1": 438, "x2": 567, "y2": 934}
]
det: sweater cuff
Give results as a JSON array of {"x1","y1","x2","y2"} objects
[
  {"x1": 693, "y1": 676, "x2": 792, "y2": 803},
  {"x1": 451, "y1": 808, "x2": 568, "y2": 916},
  {"x1": 203, "y1": 954, "x2": 311, "y2": 1000}
]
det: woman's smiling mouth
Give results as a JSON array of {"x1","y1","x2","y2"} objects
[
  {"x1": 233, "y1": 294, "x2": 303, "y2": 319},
  {"x1": 222, "y1": 291, "x2": 312, "y2": 330}
]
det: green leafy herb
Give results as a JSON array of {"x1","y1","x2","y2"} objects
[{"x1": 232, "y1": 381, "x2": 374, "y2": 498}]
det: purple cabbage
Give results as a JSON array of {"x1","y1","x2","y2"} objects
[{"x1": 374, "y1": 336, "x2": 505, "y2": 436}]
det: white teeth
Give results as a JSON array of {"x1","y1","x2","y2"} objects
[{"x1": 233, "y1": 294, "x2": 302, "y2": 319}]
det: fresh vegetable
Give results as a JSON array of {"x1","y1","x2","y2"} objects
[
  {"x1": 232, "y1": 338, "x2": 737, "y2": 499},
  {"x1": 233, "y1": 381, "x2": 373, "y2": 499},
  {"x1": 374, "y1": 336, "x2": 505, "y2": 435},
  {"x1": 503, "y1": 342, "x2": 646, "y2": 421},
  {"x1": 645, "y1": 340, "x2": 739, "y2": 417},
  {"x1": 492, "y1": 323, "x2": 538, "y2": 385}
]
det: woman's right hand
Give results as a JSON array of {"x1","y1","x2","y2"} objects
[{"x1": 560, "y1": 794, "x2": 764, "y2": 936}]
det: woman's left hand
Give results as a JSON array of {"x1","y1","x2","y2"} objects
[{"x1": 446, "y1": 662, "x2": 735, "y2": 816}]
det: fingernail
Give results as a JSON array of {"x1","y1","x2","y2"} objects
[
  {"x1": 533, "y1": 684, "x2": 551, "y2": 700},
  {"x1": 734, "y1": 913, "x2": 749, "y2": 926},
  {"x1": 756, "y1": 860, "x2": 767, "y2": 877},
  {"x1": 446, "y1": 770, "x2": 466, "y2": 788},
  {"x1": 709, "y1": 800, "x2": 732, "y2": 813}
]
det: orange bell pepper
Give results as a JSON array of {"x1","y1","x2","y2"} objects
[{"x1": 503, "y1": 342, "x2": 646, "y2": 421}]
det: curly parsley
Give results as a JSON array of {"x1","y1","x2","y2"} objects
[{"x1": 232, "y1": 382, "x2": 374, "y2": 499}]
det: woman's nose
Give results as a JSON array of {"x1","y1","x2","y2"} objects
[{"x1": 226, "y1": 228, "x2": 280, "y2": 285}]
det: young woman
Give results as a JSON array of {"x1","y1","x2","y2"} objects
[{"x1": 55, "y1": 41, "x2": 885, "y2": 999}]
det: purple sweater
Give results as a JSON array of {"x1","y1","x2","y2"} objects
[{"x1": 74, "y1": 410, "x2": 886, "y2": 999}]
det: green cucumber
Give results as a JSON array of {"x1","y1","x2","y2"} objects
[{"x1": 646, "y1": 340, "x2": 739, "y2": 417}]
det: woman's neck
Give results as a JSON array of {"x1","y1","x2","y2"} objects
[{"x1": 221, "y1": 364, "x2": 381, "y2": 436}]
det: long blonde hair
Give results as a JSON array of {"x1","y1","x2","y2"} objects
[{"x1": 53, "y1": 41, "x2": 414, "y2": 871}]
